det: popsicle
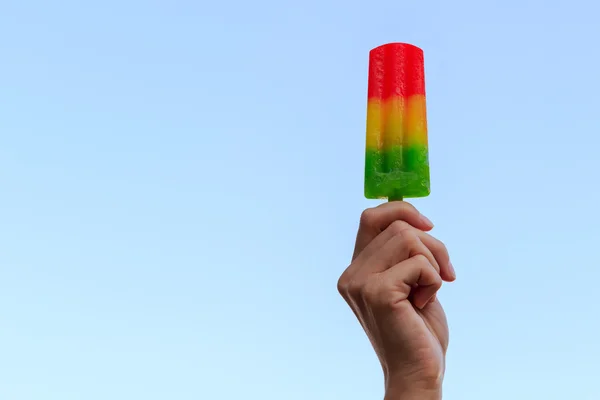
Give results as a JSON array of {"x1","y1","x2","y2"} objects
[{"x1": 364, "y1": 43, "x2": 430, "y2": 201}]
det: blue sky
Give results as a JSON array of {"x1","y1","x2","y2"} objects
[{"x1": 1, "y1": 1, "x2": 599, "y2": 399}]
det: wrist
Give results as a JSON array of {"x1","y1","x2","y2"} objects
[
  {"x1": 384, "y1": 387, "x2": 441, "y2": 400},
  {"x1": 384, "y1": 367, "x2": 443, "y2": 400}
]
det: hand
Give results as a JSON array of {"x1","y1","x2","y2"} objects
[{"x1": 337, "y1": 202, "x2": 456, "y2": 399}]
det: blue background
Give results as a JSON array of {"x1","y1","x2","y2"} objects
[{"x1": 1, "y1": 1, "x2": 599, "y2": 399}]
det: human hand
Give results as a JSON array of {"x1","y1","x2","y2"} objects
[{"x1": 337, "y1": 202, "x2": 456, "y2": 400}]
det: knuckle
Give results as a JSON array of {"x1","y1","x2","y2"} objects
[
  {"x1": 412, "y1": 253, "x2": 431, "y2": 266},
  {"x1": 360, "y1": 277, "x2": 381, "y2": 303},
  {"x1": 359, "y1": 208, "x2": 378, "y2": 229},
  {"x1": 395, "y1": 200, "x2": 419, "y2": 218},
  {"x1": 336, "y1": 277, "x2": 347, "y2": 296},
  {"x1": 346, "y1": 279, "x2": 363, "y2": 298},
  {"x1": 397, "y1": 228, "x2": 419, "y2": 246},
  {"x1": 399, "y1": 201, "x2": 418, "y2": 214},
  {"x1": 433, "y1": 238, "x2": 449, "y2": 257},
  {"x1": 427, "y1": 237, "x2": 449, "y2": 268},
  {"x1": 362, "y1": 276, "x2": 398, "y2": 309},
  {"x1": 417, "y1": 256, "x2": 443, "y2": 287},
  {"x1": 388, "y1": 220, "x2": 410, "y2": 236},
  {"x1": 337, "y1": 269, "x2": 352, "y2": 296},
  {"x1": 430, "y1": 274, "x2": 443, "y2": 291}
]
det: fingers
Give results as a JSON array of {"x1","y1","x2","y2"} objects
[
  {"x1": 380, "y1": 255, "x2": 443, "y2": 310},
  {"x1": 348, "y1": 254, "x2": 442, "y2": 312},
  {"x1": 351, "y1": 226, "x2": 437, "y2": 280},
  {"x1": 350, "y1": 220, "x2": 454, "y2": 282},
  {"x1": 418, "y1": 232, "x2": 456, "y2": 282},
  {"x1": 353, "y1": 202, "x2": 434, "y2": 260},
  {"x1": 340, "y1": 203, "x2": 454, "y2": 311}
]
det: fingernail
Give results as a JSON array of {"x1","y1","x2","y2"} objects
[
  {"x1": 448, "y1": 261, "x2": 456, "y2": 279},
  {"x1": 428, "y1": 294, "x2": 437, "y2": 304},
  {"x1": 420, "y1": 214, "x2": 434, "y2": 227}
]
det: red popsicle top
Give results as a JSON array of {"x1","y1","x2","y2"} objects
[{"x1": 367, "y1": 43, "x2": 425, "y2": 100}]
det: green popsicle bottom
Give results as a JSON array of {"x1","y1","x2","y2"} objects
[{"x1": 365, "y1": 145, "x2": 430, "y2": 200}]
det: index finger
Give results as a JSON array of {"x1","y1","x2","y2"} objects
[{"x1": 353, "y1": 201, "x2": 434, "y2": 260}]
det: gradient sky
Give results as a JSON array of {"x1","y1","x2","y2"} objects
[{"x1": 1, "y1": 1, "x2": 599, "y2": 399}]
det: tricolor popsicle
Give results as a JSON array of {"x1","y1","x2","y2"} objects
[{"x1": 364, "y1": 43, "x2": 430, "y2": 201}]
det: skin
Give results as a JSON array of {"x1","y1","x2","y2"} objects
[{"x1": 337, "y1": 202, "x2": 456, "y2": 400}]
